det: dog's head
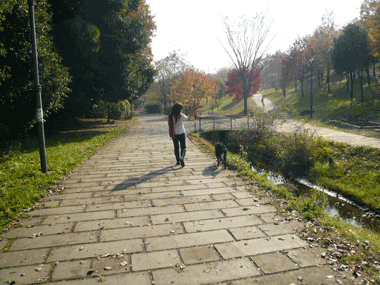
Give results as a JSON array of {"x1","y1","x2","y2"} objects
[{"x1": 215, "y1": 142, "x2": 226, "y2": 153}]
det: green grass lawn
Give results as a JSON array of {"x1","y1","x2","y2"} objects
[
  {"x1": 262, "y1": 79, "x2": 380, "y2": 122},
  {"x1": 199, "y1": 94, "x2": 257, "y2": 115},
  {"x1": 0, "y1": 119, "x2": 131, "y2": 230}
]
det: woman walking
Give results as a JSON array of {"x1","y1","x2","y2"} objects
[{"x1": 168, "y1": 103, "x2": 188, "y2": 167}]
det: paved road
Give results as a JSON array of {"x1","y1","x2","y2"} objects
[
  {"x1": 0, "y1": 114, "x2": 362, "y2": 284},
  {"x1": 252, "y1": 92, "x2": 277, "y2": 113}
]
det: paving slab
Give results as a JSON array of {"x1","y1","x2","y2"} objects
[
  {"x1": 179, "y1": 245, "x2": 221, "y2": 264},
  {"x1": 0, "y1": 263, "x2": 52, "y2": 284},
  {"x1": 100, "y1": 223, "x2": 184, "y2": 241},
  {"x1": 2, "y1": 223, "x2": 73, "y2": 239},
  {"x1": 131, "y1": 249, "x2": 180, "y2": 271},
  {"x1": 10, "y1": 231, "x2": 98, "y2": 251},
  {"x1": 0, "y1": 248, "x2": 49, "y2": 268},
  {"x1": 151, "y1": 209, "x2": 225, "y2": 225},
  {"x1": 215, "y1": 234, "x2": 308, "y2": 259},
  {"x1": 91, "y1": 254, "x2": 131, "y2": 276},
  {"x1": 117, "y1": 204, "x2": 185, "y2": 217},
  {"x1": 152, "y1": 258, "x2": 260, "y2": 285},
  {"x1": 225, "y1": 265, "x2": 340, "y2": 285},
  {"x1": 183, "y1": 215, "x2": 262, "y2": 232},
  {"x1": 251, "y1": 252, "x2": 299, "y2": 274},
  {"x1": 51, "y1": 272, "x2": 151, "y2": 285},
  {"x1": 52, "y1": 260, "x2": 91, "y2": 281},
  {"x1": 42, "y1": 211, "x2": 115, "y2": 224},
  {"x1": 145, "y1": 230, "x2": 234, "y2": 252},
  {"x1": 47, "y1": 239, "x2": 143, "y2": 262},
  {"x1": 74, "y1": 216, "x2": 150, "y2": 232},
  {"x1": 184, "y1": 200, "x2": 239, "y2": 211}
]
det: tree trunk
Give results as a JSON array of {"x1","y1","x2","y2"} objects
[
  {"x1": 294, "y1": 76, "x2": 297, "y2": 91},
  {"x1": 244, "y1": 94, "x2": 248, "y2": 115},
  {"x1": 327, "y1": 64, "x2": 331, "y2": 94},
  {"x1": 300, "y1": 77, "x2": 304, "y2": 97},
  {"x1": 367, "y1": 64, "x2": 371, "y2": 99},
  {"x1": 373, "y1": 61, "x2": 379, "y2": 87},
  {"x1": 360, "y1": 69, "x2": 364, "y2": 103},
  {"x1": 350, "y1": 72, "x2": 354, "y2": 105}
]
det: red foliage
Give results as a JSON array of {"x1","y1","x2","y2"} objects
[{"x1": 225, "y1": 69, "x2": 262, "y2": 102}]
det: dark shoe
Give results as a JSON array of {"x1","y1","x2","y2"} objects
[
  {"x1": 180, "y1": 158, "x2": 185, "y2": 167},
  {"x1": 176, "y1": 161, "x2": 181, "y2": 165}
]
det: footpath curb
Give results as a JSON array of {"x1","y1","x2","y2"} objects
[{"x1": 0, "y1": 114, "x2": 365, "y2": 284}]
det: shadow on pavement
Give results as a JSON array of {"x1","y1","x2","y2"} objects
[
  {"x1": 202, "y1": 165, "x2": 225, "y2": 177},
  {"x1": 111, "y1": 165, "x2": 181, "y2": 191}
]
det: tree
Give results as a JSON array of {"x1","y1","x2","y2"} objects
[
  {"x1": 214, "y1": 78, "x2": 226, "y2": 99},
  {"x1": 225, "y1": 69, "x2": 262, "y2": 102},
  {"x1": 48, "y1": 0, "x2": 156, "y2": 117},
  {"x1": 280, "y1": 55, "x2": 294, "y2": 98},
  {"x1": 220, "y1": 14, "x2": 273, "y2": 114},
  {"x1": 331, "y1": 23, "x2": 369, "y2": 104},
  {"x1": 289, "y1": 36, "x2": 314, "y2": 97},
  {"x1": 0, "y1": 0, "x2": 71, "y2": 137},
  {"x1": 360, "y1": 0, "x2": 380, "y2": 57},
  {"x1": 261, "y1": 51, "x2": 283, "y2": 91},
  {"x1": 310, "y1": 12, "x2": 337, "y2": 92},
  {"x1": 155, "y1": 50, "x2": 191, "y2": 113},
  {"x1": 170, "y1": 69, "x2": 219, "y2": 118}
]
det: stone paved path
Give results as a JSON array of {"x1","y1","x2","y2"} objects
[{"x1": 0, "y1": 114, "x2": 359, "y2": 284}]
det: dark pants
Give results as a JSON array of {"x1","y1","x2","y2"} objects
[{"x1": 173, "y1": 133, "x2": 186, "y2": 162}]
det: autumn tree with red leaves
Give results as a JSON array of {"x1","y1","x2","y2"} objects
[{"x1": 225, "y1": 69, "x2": 262, "y2": 102}]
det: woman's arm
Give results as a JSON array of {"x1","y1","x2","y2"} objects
[{"x1": 181, "y1": 113, "x2": 188, "y2": 120}]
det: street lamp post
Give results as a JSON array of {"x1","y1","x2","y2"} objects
[
  {"x1": 309, "y1": 57, "x2": 315, "y2": 120},
  {"x1": 28, "y1": 0, "x2": 48, "y2": 173}
]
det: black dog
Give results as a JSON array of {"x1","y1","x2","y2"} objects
[{"x1": 215, "y1": 142, "x2": 227, "y2": 169}]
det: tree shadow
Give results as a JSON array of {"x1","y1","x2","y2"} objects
[
  {"x1": 222, "y1": 101, "x2": 239, "y2": 111},
  {"x1": 111, "y1": 165, "x2": 182, "y2": 191}
]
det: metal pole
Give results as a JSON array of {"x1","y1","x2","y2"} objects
[{"x1": 28, "y1": 0, "x2": 47, "y2": 173}]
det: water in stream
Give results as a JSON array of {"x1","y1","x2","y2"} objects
[{"x1": 251, "y1": 164, "x2": 380, "y2": 233}]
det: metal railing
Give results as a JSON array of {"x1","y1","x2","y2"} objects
[{"x1": 184, "y1": 114, "x2": 261, "y2": 132}]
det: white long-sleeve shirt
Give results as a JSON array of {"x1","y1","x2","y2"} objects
[{"x1": 173, "y1": 113, "x2": 188, "y2": 135}]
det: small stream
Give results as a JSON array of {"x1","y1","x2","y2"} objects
[
  {"x1": 200, "y1": 130, "x2": 380, "y2": 233},
  {"x1": 251, "y1": 164, "x2": 380, "y2": 232}
]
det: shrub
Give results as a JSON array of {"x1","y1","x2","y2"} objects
[{"x1": 144, "y1": 102, "x2": 163, "y2": 113}]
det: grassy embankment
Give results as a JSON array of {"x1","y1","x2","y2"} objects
[
  {"x1": 0, "y1": 119, "x2": 132, "y2": 231},
  {"x1": 198, "y1": 94, "x2": 258, "y2": 115},
  {"x1": 262, "y1": 76, "x2": 380, "y2": 123}
]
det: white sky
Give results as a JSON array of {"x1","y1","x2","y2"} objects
[{"x1": 146, "y1": 0, "x2": 363, "y2": 73}]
